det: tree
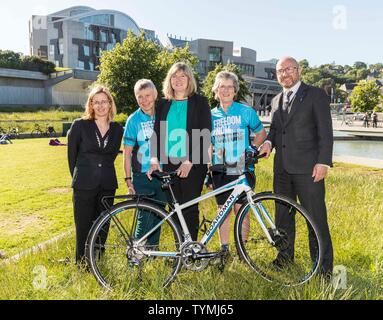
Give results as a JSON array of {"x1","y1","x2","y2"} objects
[
  {"x1": 0, "y1": 50, "x2": 55, "y2": 74},
  {"x1": 349, "y1": 80, "x2": 383, "y2": 112},
  {"x1": 97, "y1": 31, "x2": 163, "y2": 114},
  {"x1": 353, "y1": 61, "x2": 367, "y2": 69},
  {"x1": 201, "y1": 63, "x2": 250, "y2": 107},
  {"x1": 97, "y1": 31, "x2": 198, "y2": 114},
  {"x1": 157, "y1": 44, "x2": 200, "y2": 91}
]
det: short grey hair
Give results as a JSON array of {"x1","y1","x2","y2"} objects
[
  {"x1": 134, "y1": 79, "x2": 158, "y2": 97},
  {"x1": 212, "y1": 71, "x2": 239, "y2": 100}
]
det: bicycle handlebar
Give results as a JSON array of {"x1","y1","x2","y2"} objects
[
  {"x1": 209, "y1": 151, "x2": 267, "y2": 173},
  {"x1": 151, "y1": 150, "x2": 267, "y2": 178}
]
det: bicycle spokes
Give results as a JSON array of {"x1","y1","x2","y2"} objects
[{"x1": 235, "y1": 194, "x2": 321, "y2": 286}]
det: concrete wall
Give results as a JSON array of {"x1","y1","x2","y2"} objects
[
  {"x1": 51, "y1": 78, "x2": 91, "y2": 106},
  {"x1": 64, "y1": 20, "x2": 84, "y2": 69},
  {"x1": 0, "y1": 68, "x2": 94, "y2": 107},
  {"x1": 233, "y1": 47, "x2": 257, "y2": 65},
  {"x1": 0, "y1": 82, "x2": 45, "y2": 105},
  {"x1": 0, "y1": 69, "x2": 47, "y2": 105},
  {"x1": 190, "y1": 39, "x2": 234, "y2": 65}
]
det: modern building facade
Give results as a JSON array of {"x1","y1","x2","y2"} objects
[
  {"x1": 165, "y1": 35, "x2": 281, "y2": 108},
  {"x1": 23, "y1": 6, "x2": 281, "y2": 109},
  {"x1": 29, "y1": 6, "x2": 141, "y2": 70}
]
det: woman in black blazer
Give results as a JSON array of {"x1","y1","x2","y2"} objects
[
  {"x1": 67, "y1": 85, "x2": 123, "y2": 266},
  {"x1": 148, "y1": 62, "x2": 212, "y2": 241}
]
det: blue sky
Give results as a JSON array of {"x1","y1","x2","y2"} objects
[{"x1": 1, "y1": 0, "x2": 382, "y2": 66}]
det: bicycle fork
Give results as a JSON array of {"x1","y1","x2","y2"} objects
[{"x1": 246, "y1": 193, "x2": 277, "y2": 245}]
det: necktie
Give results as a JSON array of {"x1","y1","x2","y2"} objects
[{"x1": 282, "y1": 91, "x2": 293, "y2": 111}]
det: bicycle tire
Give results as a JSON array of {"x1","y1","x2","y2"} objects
[
  {"x1": 86, "y1": 200, "x2": 183, "y2": 290},
  {"x1": 234, "y1": 193, "x2": 322, "y2": 286}
]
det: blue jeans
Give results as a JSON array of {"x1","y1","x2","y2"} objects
[{"x1": 133, "y1": 172, "x2": 167, "y2": 246}]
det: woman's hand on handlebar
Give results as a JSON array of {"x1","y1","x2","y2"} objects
[{"x1": 147, "y1": 158, "x2": 162, "y2": 180}]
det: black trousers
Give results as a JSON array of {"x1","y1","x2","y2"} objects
[
  {"x1": 273, "y1": 170, "x2": 334, "y2": 275},
  {"x1": 163, "y1": 164, "x2": 207, "y2": 241},
  {"x1": 73, "y1": 187, "x2": 115, "y2": 263}
]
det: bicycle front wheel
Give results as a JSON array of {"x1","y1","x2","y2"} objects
[
  {"x1": 234, "y1": 193, "x2": 322, "y2": 286},
  {"x1": 86, "y1": 200, "x2": 183, "y2": 290}
]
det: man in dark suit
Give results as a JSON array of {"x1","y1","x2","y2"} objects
[{"x1": 259, "y1": 56, "x2": 334, "y2": 278}]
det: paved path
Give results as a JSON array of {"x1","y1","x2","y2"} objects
[
  {"x1": 333, "y1": 120, "x2": 383, "y2": 137},
  {"x1": 1, "y1": 230, "x2": 72, "y2": 265},
  {"x1": 333, "y1": 155, "x2": 383, "y2": 169}
]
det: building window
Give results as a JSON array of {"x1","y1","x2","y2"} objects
[
  {"x1": 55, "y1": 61, "x2": 60, "y2": 67},
  {"x1": 84, "y1": 45, "x2": 90, "y2": 57},
  {"x1": 100, "y1": 31, "x2": 107, "y2": 42},
  {"x1": 80, "y1": 14, "x2": 113, "y2": 27},
  {"x1": 78, "y1": 60, "x2": 85, "y2": 70},
  {"x1": 235, "y1": 63, "x2": 255, "y2": 77},
  {"x1": 38, "y1": 46, "x2": 48, "y2": 59},
  {"x1": 85, "y1": 26, "x2": 94, "y2": 40},
  {"x1": 59, "y1": 43, "x2": 64, "y2": 55},
  {"x1": 106, "y1": 43, "x2": 114, "y2": 51},
  {"x1": 197, "y1": 60, "x2": 207, "y2": 75},
  {"x1": 49, "y1": 44, "x2": 55, "y2": 56},
  {"x1": 111, "y1": 33, "x2": 116, "y2": 44},
  {"x1": 208, "y1": 47, "x2": 223, "y2": 70}
]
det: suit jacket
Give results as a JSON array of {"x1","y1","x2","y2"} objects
[
  {"x1": 67, "y1": 119, "x2": 123, "y2": 190},
  {"x1": 267, "y1": 82, "x2": 333, "y2": 174},
  {"x1": 151, "y1": 93, "x2": 212, "y2": 167}
]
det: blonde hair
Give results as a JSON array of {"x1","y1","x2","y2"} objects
[
  {"x1": 212, "y1": 71, "x2": 239, "y2": 100},
  {"x1": 162, "y1": 62, "x2": 197, "y2": 100},
  {"x1": 134, "y1": 79, "x2": 158, "y2": 99},
  {"x1": 83, "y1": 85, "x2": 117, "y2": 122}
]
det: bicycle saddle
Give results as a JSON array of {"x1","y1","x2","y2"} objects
[{"x1": 151, "y1": 170, "x2": 178, "y2": 180}]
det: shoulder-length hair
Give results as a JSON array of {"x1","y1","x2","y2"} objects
[
  {"x1": 82, "y1": 85, "x2": 117, "y2": 122},
  {"x1": 162, "y1": 62, "x2": 197, "y2": 100}
]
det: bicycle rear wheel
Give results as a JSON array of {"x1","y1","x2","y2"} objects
[
  {"x1": 86, "y1": 200, "x2": 183, "y2": 290},
  {"x1": 234, "y1": 193, "x2": 322, "y2": 286}
]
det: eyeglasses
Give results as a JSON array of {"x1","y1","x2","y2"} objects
[
  {"x1": 276, "y1": 66, "x2": 298, "y2": 75},
  {"x1": 92, "y1": 100, "x2": 110, "y2": 107},
  {"x1": 218, "y1": 85, "x2": 235, "y2": 91}
]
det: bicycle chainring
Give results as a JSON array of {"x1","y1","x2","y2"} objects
[{"x1": 181, "y1": 242, "x2": 209, "y2": 271}]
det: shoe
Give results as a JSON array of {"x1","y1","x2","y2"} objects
[{"x1": 217, "y1": 245, "x2": 231, "y2": 272}]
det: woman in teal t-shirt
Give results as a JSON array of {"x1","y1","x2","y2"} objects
[
  {"x1": 123, "y1": 79, "x2": 167, "y2": 250},
  {"x1": 209, "y1": 71, "x2": 266, "y2": 257},
  {"x1": 148, "y1": 62, "x2": 212, "y2": 241}
]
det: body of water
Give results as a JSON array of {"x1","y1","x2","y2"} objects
[{"x1": 334, "y1": 139, "x2": 383, "y2": 160}]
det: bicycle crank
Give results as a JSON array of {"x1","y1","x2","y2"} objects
[{"x1": 181, "y1": 242, "x2": 210, "y2": 271}]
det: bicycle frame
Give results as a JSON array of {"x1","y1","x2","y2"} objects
[{"x1": 133, "y1": 173, "x2": 277, "y2": 258}]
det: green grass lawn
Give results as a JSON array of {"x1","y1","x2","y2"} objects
[{"x1": 0, "y1": 138, "x2": 382, "y2": 299}]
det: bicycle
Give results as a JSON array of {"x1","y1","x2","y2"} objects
[{"x1": 85, "y1": 151, "x2": 323, "y2": 289}]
